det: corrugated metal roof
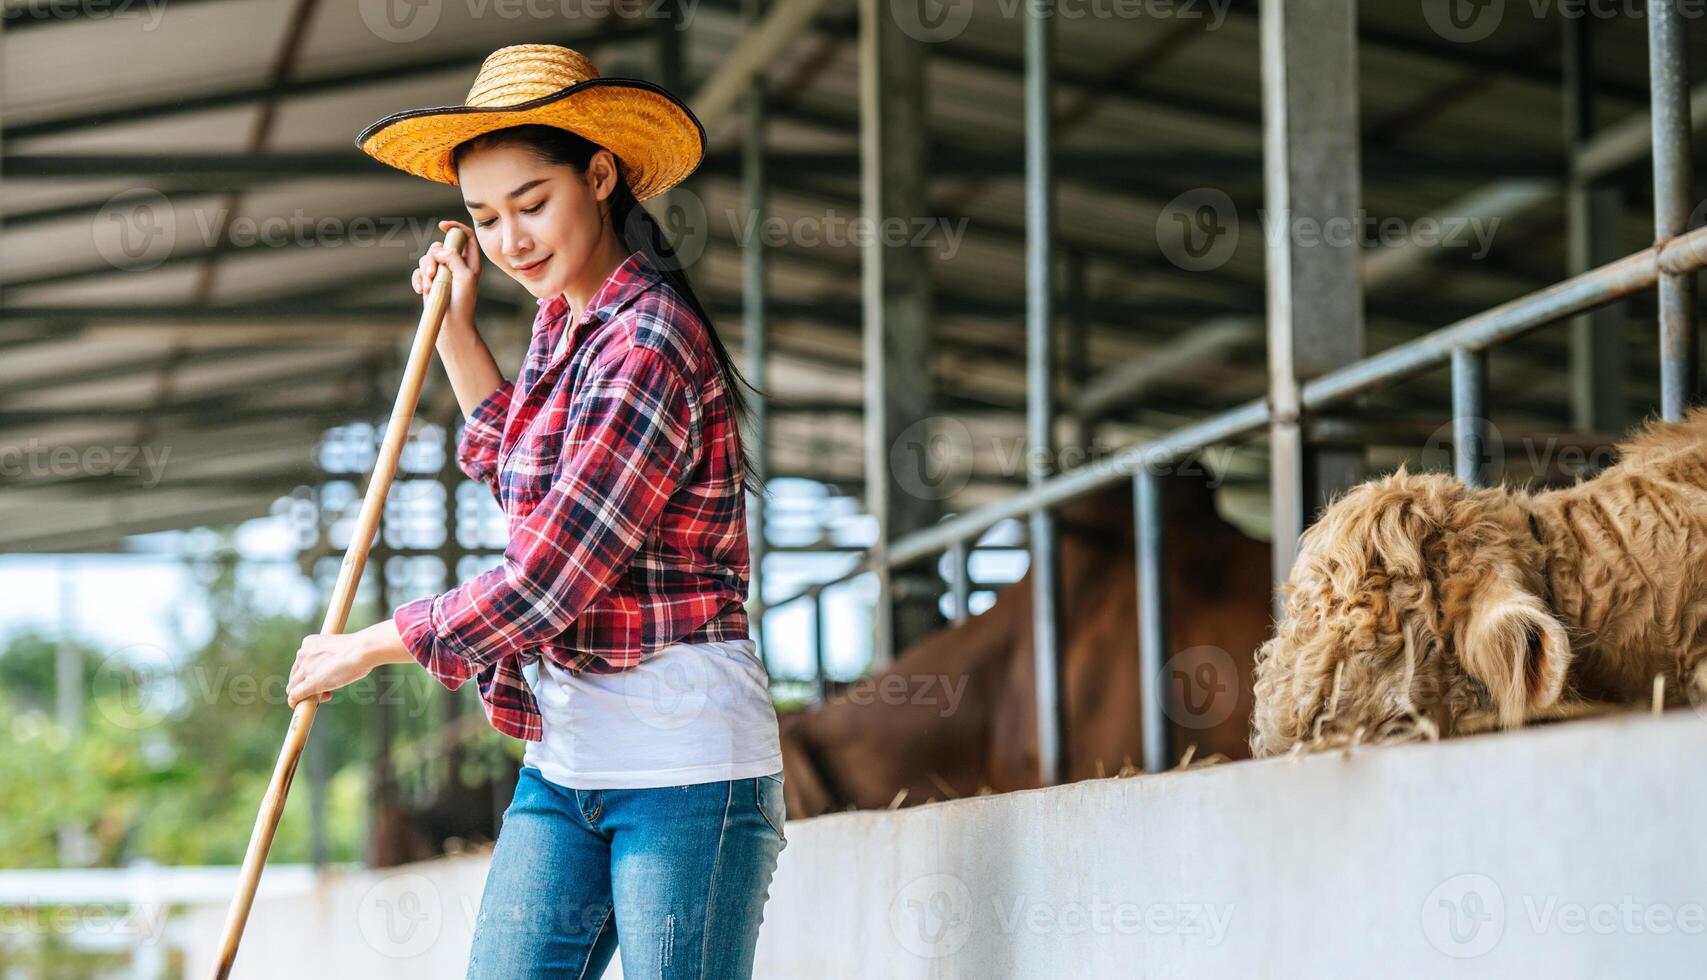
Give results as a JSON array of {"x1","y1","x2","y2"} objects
[{"x1": 1, "y1": 0, "x2": 1701, "y2": 550}]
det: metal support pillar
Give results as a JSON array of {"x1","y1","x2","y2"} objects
[
  {"x1": 1261, "y1": 0, "x2": 1366, "y2": 589},
  {"x1": 1067, "y1": 249, "x2": 1092, "y2": 449},
  {"x1": 1452, "y1": 347, "x2": 1490, "y2": 487},
  {"x1": 362, "y1": 363, "x2": 396, "y2": 865},
  {"x1": 1649, "y1": 0, "x2": 1696, "y2": 422},
  {"x1": 434, "y1": 414, "x2": 466, "y2": 792},
  {"x1": 1134, "y1": 468, "x2": 1172, "y2": 773},
  {"x1": 1566, "y1": 15, "x2": 1627, "y2": 435},
  {"x1": 859, "y1": 0, "x2": 938, "y2": 667},
  {"x1": 948, "y1": 539, "x2": 971, "y2": 626},
  {"x1": 814, "y1": 587, "x2": 831, "y2": 702},
  {"x1": 306, "y1": 484, "x2": 334, "y2": 867},
  {"x1": 742, "y1": 0, "x2": 772, "y2": 670},
  {"x1": 1026, "y1": 0, "x2": 1068, "y2": 787},
  {"x1": 653, "y1": 0, "x2": 685, "y2": 96},
  {"x1": 367, "y1": 511, "x2": 394, "y2": 866},
  {"x1": 56, "y1": 564, "x2": 93, "y2": 866},
  {"x1": 305, "y1": 711, "x2": 329, "y2": 868}
]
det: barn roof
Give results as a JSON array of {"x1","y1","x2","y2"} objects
[{"x1": 2, "y1": 0, "x2": 1699, "y2": 552}]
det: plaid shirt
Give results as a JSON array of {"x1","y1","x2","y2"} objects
[{"x1": 391, "y1": 249, "x2": 751, "y2": 741}]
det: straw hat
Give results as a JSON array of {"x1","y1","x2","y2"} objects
[{"x1": 354, "y1": 44, "x2": 704, "y2": 202}]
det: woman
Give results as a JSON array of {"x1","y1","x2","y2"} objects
[{"x1": 284, "y1": 44, "x2": 786, "y2": 978}]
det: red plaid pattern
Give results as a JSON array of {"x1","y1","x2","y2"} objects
[{"x1": 392, "y1": 249, "x2": 751, "y2": 741}]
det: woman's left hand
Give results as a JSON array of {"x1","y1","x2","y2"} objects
[{"x1": 287, "y1": 629, "x2": 379, "y2": 709}]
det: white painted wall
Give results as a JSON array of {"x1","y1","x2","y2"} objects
[{"x1": 184, "y1": 711, "x2": 1707, "y2": 978}]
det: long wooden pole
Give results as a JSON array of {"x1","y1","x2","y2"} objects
[{"x1": 208, "y1": 227, "x2": 467, "y2": 978}]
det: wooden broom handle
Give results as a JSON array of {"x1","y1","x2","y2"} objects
[{"x1": 208, "y1": 227, "x2": 468, "y2": 979}]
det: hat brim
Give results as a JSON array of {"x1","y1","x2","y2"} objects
[{"x1": 354, "y1": 77, "x2": 705, "y2": 203}]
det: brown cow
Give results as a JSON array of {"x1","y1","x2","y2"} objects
[{"x1": 779, "y1": 468, "x2": 1274, "y2": 818}]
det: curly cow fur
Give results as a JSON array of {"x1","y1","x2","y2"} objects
[{"x1": 1251, "y1": 408, "x2": 1707, "y2": 757}]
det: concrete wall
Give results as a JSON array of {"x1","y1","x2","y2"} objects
[{"x1": 186, "y1": 711, "x2": 1707, "y2": 978}]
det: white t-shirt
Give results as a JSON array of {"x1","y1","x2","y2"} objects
[{"x1": 520, "y1": 637, "x2": 783, "y2": 790}]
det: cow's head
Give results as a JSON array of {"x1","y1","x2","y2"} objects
[{"x1": 1250, "y1": 468, "x2": 1571, "y2": 757}]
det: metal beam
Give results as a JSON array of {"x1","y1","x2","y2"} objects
[
  {"x1": 3, "y1": 146, "x2": 1558, "y2": 187},
  {"x1": 693, "y1": 0, "x2": 839, "y2": 137},
  {"x1": 948, "y1": 540, "x2": 971, "y2": 626},
  {"x1": 741, "y1": 0, "x2": 774, "y2": 663},
  {"x1": 1451, "y1": 347, "x2": 1491, "y2": 487},
  {"x1": 1, "y1": 0, "x2": 224, "y2": 31},
  {"x1": 3, "y1": 23, "x2": 653, "y2": 141},
  {"x1": 1134, "y1": 467, "x2": 1171, "y2": 773},
  {"x1": 1261, "y1": 0, "x2": 1365, "y2": 588},
  {"x1": 1024, "y1": 0, "x2": 1066, "y2": 788},
  {"x1": 0, "y1": 493, "x2": 283, "y2": 554},
  {"x1": 0, "y1": 302, "x2": 519, "y2": 322},
  {"x1": 1649, "y1": 0, "x2": 1697, "y2": 421},
  {"x1": 859, "y1": 0, "x2": 938, "y2": 669},
  {"x1": 697, "y1": 147, "x2": 1551, "y2": 181},
  {"x1": 1565, "y1": 15, "x2": 1629, "y2": 436}
]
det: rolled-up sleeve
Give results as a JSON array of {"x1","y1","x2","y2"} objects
[
  {"x1": 456, "y1": 379, "x2": 514, "y2": 498},
  {"x1": 393, "y1": 593, "x2": 478, "y2": 689},
  {"x1": 393, "y1": 345, "x2": 699, "y2": 683}
]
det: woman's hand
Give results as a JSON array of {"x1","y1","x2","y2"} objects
[
  {"x1": 415, "y1": 219, "x2": 481, "y2": 333},
  {"x1": 286, "y1": 620, "x2": 411, "y2": 709},
  {"x1": 419, "y1": 218, "x2": 505, "y2": 421}
]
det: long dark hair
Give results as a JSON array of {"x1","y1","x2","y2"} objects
[{"x1": 453, "y1": 124, "x2": 765, "y2": 497}]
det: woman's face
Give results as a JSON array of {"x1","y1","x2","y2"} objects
[{"x1": 458, "y1": 142, "x2": 617, "y2": 302}]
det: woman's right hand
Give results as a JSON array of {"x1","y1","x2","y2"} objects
[{"x1": 415, "y1": 219, "x2": 481, "y2": 333}]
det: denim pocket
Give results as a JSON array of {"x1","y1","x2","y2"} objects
[{"x1": 755, "y1": 772, "x2": 787, "y2": 844}]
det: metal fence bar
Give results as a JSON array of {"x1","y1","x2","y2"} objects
[
  {"x1": 948, "y1": 540, "x2": 971, "y2": 626},
  {"x1": 813, "y1": 586, "x2": 830, "y2": 702},
  {"x1": 1565, "y1": 14, "x2": 1628, "y2": 435},
  {"x1": 857, "y1": 0, "x2": 935, "y2": 667},
  {"x1": 1259, "y1": 0, "x2": 1366, "y2": 588},
  {"x1": 758, "y1": 10, "x2": 1707, "y2": 806},
  {"x1": 1024, "y1": 0, "x2": 1065, "y2": 787},
  {"x1": 891, "y1": 400, "x2": 1272, "y2": 567},
  {"x1": 1301, "y1": 234, "x2": 1702, "y2": 408},
  {"x1": 741, "y1": 0, "x2": 772, "y2": 664},
  {"x1": 1451, "y1": 346, "x2": 1490, "y2": 487},
  {"x1": 1134, "y1": 466, "x2": 1172, "y2": 773},
  {"x1": 1648, "y1": 0, "x2": 1696, "y2": 422}
]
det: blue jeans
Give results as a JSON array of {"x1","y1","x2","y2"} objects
[{"x1": 467, "y1": 765, "x2": 787, "y2": 979}]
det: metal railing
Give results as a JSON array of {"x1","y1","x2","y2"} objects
[
  {"x1": 769, "y1": 218, "x2": 1707, "y2": 745},
  {"x1": 763, "y1": 0, "x2": 1704, "y2": 780}
]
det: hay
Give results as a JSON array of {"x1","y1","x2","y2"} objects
[
  {"x1": 1285, "y1": 694, "x2": 1667, "y2": 761},
  {"x1": 1173, "y1": 746, "x2": 1233, "y2": 772},
  {"x1": 925, "y1": 770, "x2": 959, "y2": 800}
]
